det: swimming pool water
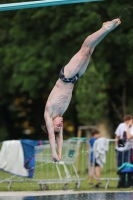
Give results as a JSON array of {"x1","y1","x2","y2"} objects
[{"x1": 0, "y1": 192, "x2": 133, "y2": 200}]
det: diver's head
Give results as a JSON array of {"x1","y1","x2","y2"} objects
[{"x1": 53, "y1": 116, "x2": 63, "y2": 133}]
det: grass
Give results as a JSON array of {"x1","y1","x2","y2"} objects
[{"x1": 0, "y1": 141, "x2": 131, "y2": 192}]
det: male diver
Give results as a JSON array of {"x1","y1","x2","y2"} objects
[{"x1": 43, "y1": 18, "x2": 121, "y2": 162}]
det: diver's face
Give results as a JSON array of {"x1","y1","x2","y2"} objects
[{"x1": 53, "y1": 117, "x2": 63, "y2": 133}]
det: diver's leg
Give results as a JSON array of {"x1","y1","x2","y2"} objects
[{"x1": 64, "y1": 19, "x2": 120, "y2": 78}]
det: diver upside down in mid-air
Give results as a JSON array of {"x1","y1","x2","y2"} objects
[{"x1": 42, "y1": 18, "x2": 121, "y2": 162}]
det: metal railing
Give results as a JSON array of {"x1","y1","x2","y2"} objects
[
  {"x1": 0, "y1": 139, "x2": 88, "y2": 190},
  {"x1": 88, "y1": 138, "x2": 133, "y2": 189}
]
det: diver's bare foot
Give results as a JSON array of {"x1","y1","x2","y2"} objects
[{"x1": 102, "y1": 18, "x2": 121, "y2": 32}]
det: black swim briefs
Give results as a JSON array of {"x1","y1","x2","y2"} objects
[{"x1": 59, "y1": 67, "x2": 79, "y2": 84}]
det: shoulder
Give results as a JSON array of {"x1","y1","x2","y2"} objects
[
  {"x1": 116, "y1": 123, "x2": 125, "y2": 129},
  {"x1": 89, "y1": 137, "x2": 97, "y2": 144},
  {"x1": 115, "y1": 123, "x2": 125, "y2": 134}
]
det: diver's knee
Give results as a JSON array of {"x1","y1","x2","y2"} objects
[{"x1": 80, "y1": 46, "x2": 94, "y2": 57}]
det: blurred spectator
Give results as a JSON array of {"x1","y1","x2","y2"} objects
[
  {"x1": 88, "y1": 129, "x2": 101, "y2": 188},
  {"x1": 115, "y1": 114, "x2": 133, "y2": 188},
  {"x1": 115, "y1": 114, "x2": 133, "y2": 167}
]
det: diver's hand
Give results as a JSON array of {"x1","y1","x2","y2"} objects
[
  {"x1": 102, "y1": 18, "x2": 121, "y2": 31},
  {"x1": 52, "y1": 157, "x2": 60, "y2": 163}
]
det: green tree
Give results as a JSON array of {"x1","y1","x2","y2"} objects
[
  {"x1": 0, "y1": 0, "x2": 133, "y2": 140},
  {"x1": 75, "y1": 60, "x2": 108, "y2": 125}
]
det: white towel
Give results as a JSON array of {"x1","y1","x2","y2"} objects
[
  {"x1": 93, "y1": 137, "x2": 109, "y2": 168},
  {"x1": 0, "y1": 140, "x2": 28, "y2": 177}
]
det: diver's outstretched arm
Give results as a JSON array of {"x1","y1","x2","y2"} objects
[
  {"x1": 44, "y1": 111, "x2": 58, "y2": 160},
  {"x1": 55, "y1": 128, "x2": 63, "y2": 161}
]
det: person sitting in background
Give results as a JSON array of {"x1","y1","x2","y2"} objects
[{"x1": 88, "y1": 129, "x2": 101, "y2": 188}]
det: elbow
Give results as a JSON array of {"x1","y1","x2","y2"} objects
[{"x1": 48, "y1": 133, "x2": 55, "y2": 139}]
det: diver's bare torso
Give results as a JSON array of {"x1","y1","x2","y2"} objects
[
  {"x1": 45, "y1": 79, "x2": 74, "y2": 119},
  {"x1": 45, "y1": 56, "x2": 90, "y2": 119}
]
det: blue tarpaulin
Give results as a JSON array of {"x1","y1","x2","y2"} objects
[
  {"x1": 21, "y1": 139, "x2": 45, "y2": 178},
  {"x1": 118, "y1": 163, "x2": 133, "y2": 173}
]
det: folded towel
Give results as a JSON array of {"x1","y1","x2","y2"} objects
[
  {"x1": 0, "y1": 140, "x2": 28, "y2": 177},
  {"x1": 93, "y1": 137, "x2": 109, "y2": 168}
]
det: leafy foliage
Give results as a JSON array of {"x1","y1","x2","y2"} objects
[
  {"x1": 0, "y1": 0, "x2": 133, "y2": 140},
  {"x1": 75, "y1": 60, "x2": 108, "y2": 125}
]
